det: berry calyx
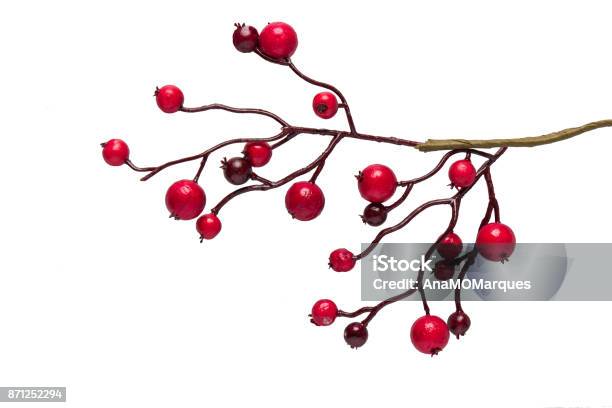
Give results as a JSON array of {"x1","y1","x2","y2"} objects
[
  {"x1": 433, "y1": 260, "x2": 455, "y2": 281},
  {"x1": 410, "y1": 315, "x2": 450, "y2": 355},
  {"x1": 344, "y1": 322, "x2": 368, "y2": 349},
  {"x1": 243, "y1": 141, "x2": 272, "y2": 167},
  {"x1": 165, "y1": 180, "x2": 206, "y2": 220},
  {"x1": 357, "y1": 164, "x2": 397, "y2": 203},
  {"x1": 312, "y1": 92, "x2": 339, "y2": 119},
  {"x1": 437, "y1": 232, "x2": 463, "y2": 260},
  {"x1": 196, "y1": 213, "x2": 222, "y2": 241},
  {"x1": 448, "y1": 159, "x2": 477, "y2": 188},
  {"x1": 155, "y1": 85, "x2": 184, "y2": 114},
  {"x1": 329, "y1": 248, "x2": 355, "y2": 272},
  {"x1": 361, "y1": 203, "x2": 387, "y2": 226},
  {"x1": 101, "y1": 139, "x2": 129, "y2": 166},
  {"x1": 310, "y1": 299, "x2": 338, "y2": 326},
  {"x1": 284, "y1": 181, "x2": 325, "y2": 221},
  {"x1": 222, "y1": 157, "x2": 252, "y2": 185},
  {"x1": 476, "y1": 222, "x2": 517, "y2": 262},
  {"x1": 232, "y1": 23, "x2": 259, "y2": 53},
  {"x1": 447, "y1": 310, "x2": 471, "y2": 339},
  {"x1": 259, "y1": 22, "x2": 298, "y2": 59}
]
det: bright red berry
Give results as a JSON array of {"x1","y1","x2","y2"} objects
[
  {"x1": 447, "y1": 310, "x2": 471, "y2": 339},
  {"x1": 196, "y1": 213, "x2": 222, "y2": 241},
  {"x1": 155, "y1": 85, "x2": 184, "y2": 113},
  {"x1": 357, "y1": 164, "x2": 397, "y2": 203},
  {"x1": 329, "y1": 248, "x2": 355, "y2": 272},
  {"x1": 410, "y1": 315, "x2": 450, "y2": 355},
  {"x1": 312, "y1": 92, "x2": 339, "y2": 119},
  {"x1": 361, "y1": 203, "x2": 387, "y2": 226},
  {"x1": 434, "y1": 260, "x2": 455, "y2": 281},
  {"x1": 438, "y1": 232, "x2": 463, "y2": 260},
  {"x1": 285, "y1": 181, "x2": 325, "y2": 221},
  {"x1": 101, "y1": 139, "x2": 129, "y2": 166},
  {"x1": 222, "y1": 157, "x2": 252, "y2": 185},
  {"x1": 165, "y1": 180, "x2": 206, "y2": 220},
  {"x1": 344, "y1": 322, "x2": 368, "y2": 349},
  {"x1": 232, "y1": 23, "x2": 259, "y2": 53},
  {"x1": 243, "y1": 141, "x2": 272, "y2": 167},
  {"x1": 311, "y1": 299, "x2": 338, "y2": 326},
  {"x1": 259, "y1": 22, "x2": 298, "y2": 59},
  {"x1": 476, "y1": 222, "x2": 516, "y2": 262},
  {"x1": 449, "y1": 159, "x2": 477, "y2": 188}
]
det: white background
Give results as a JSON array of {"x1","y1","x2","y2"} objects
[{"x1": 1, "y1": 0, "x2": 611, "y2": 407}]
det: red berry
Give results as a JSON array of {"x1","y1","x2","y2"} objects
[
  {"x1": 196, "y1": 213, "x2": 222, "y2": 241},
  {"x1": 285, "y1": 181, "x2": 325, "y2": 221},
  {"x1": 312, "y1": 92, "x2": 339, "y2": 119},
  {"x1": 232, "y1": 23, "x2": 258, "y2": 53},
  {"x1": 449, "y1": 159, "x2": 477, "y2": 188},
  {"x1": 434, "y1": 260, "x2": 455, "y2": 281},
  {"x1": 311, "y1": 299, "x2": 338, "y2": 326},
  {"x1": 438, "y1": 232, "x2": 463, "y2": 260},
  {"x1": 410, "y1": 315, "x2": 450, "y2": 355},
  {"x1": 222, "y1": 157, "x2": 252, "y2": 185},
  {"x1": 447, "y1": 310, "x2": 471, "y2": 339},
  {"x1": 101, "y1": 139, "x2": 129, "y2": 166},
  {"x1": 344, "y1": 322, "x2": 368, "y2": 349},
  {"x1": 155, "y1": 85, "x2": 184, "y2": 113},
  {"x1": 361, "y1": 203, "x2": 387, "y2": 226},
  {"x1": 476, "y1": 222, "x2": 516, "y2": 262},
  {"x1": 329, "y1": 248, "x2": 355, "y2": 272},
  {"x1": 357, "y1": 164, "x2": 397, "y2": 203},
  {"x1": 243, "y1": 141, "x2": 272, "y2": 167},
  {"x1": 165, "y1": 180, "x2": 206, "y2": 220},
  {"x1": 259, "y1": 22, "x2": 298, "y2": 59}
]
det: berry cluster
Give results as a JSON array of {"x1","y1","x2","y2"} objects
[{"x1": 102, "y1": 21, "x2": 612, "y2": 354}]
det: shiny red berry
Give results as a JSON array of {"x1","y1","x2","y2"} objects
[
  {"x1": 447, "y1": 310, "x2": 471, "y2": 339},
  {"x1": 196, "y1": 213, "x2": 222, "y2": 241},
  {"x1": 438, "y1": 232, "x2": 463, "y2": 260},
  {"x1": 361, "y1": 203, "x2": 387, "y2": 226},
  {"x1": 434, "y1": 261, "x2": 455, "y2": 281},
  {"x1": 476, "y1": 222, "x2": 516, "y2": 262},
  {"x1": 155, "y1": 85, "x2": 184, "y2": 113},
  {"x1": 344, "y1": 322, "x2": 368, "y2": 349},
  {"x1": 285, "y1": 181, "x2": 325, "y2": 221},
  {"x1": 259, "y1": 22, "x2": 298, "y2": 59},
  {"x1": 311, "y1": 299, "x2": 338, "y2": 326},
  {"x1": 101, "y1": 139, "x2": 129, "y2": 166},
  {"x1": 312, "y1": 92, "x2": 339, "y2": 119},
  {"x1": 232, "y1": 23, "x2": 258, "y2": 53},
  {"x1": 243, "y1": 141, "x2": 272, "y2": 167},
  {"x1": 165, "y1": 180, "x2": 206, "y2": 220},
  {"x1": 222, "y1": 157, "x2": 252, "y2": 185},
  {"x1": 449, "y1": 159, "x2": 476, "y2": 188},
  {"x1": 357, "y1": 164, "x2": 397, "y2": 203},
  {"x1": 410, "y1": 315, "x2": 450, "y2": 355},
  {"x1": 329, "y1": 248, "x2": 355, "y2": 272}
]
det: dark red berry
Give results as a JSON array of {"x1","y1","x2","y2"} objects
[
  {"x1": 312, "y1": 92, "x2": 339, "y2": 119},
  {"x1": 155, "y1": 85, "x2": 184, "y2": 113},
  {"x1": 476, "y1": 222, "x2": 516, "y2": 262},
  {"x1": 434, "y1": 260, "x2": 455, "y2": 281},
  {"x1": 329, "y1": 248, "x2": 355, "y2": 272},
  {"x1": 311, "y1": 299, "x2": 338, "y2": 326},
  {"x1": 449, "y1": 159, "x2": 476, "y2": 188},
  {"x1": 447, "y1": 310, "x2": 471, "y2": 339},
  {"x1": 232, "y1": 23, "x2": 259, "y2": 53},
  {"x1": 344, "y1": 322, "x2": 368, "y2": 349},
  {"x1": 357, "y1": 164, "x2": 397, "y2": 203},
  {"x1": 222, "y1": 157, "x2": 252, "y2": 185},
  {"x1": 101, "y1": 139, "x2": 129, "y2": 166},
  {"x1": 284, "y1": 181, "x2": 325, "y2": 221},
  {"x1": 361, "y1": 203, "x2": 387, "y2": 226},
  {"x1": 259, "y1": 22, "x2": 298, "y2": 59},
  {"x1": 438, "y1": 232, "x2": 463, "y2": 260},
  {"x1": 165, "y1": 180, "x2": 206, "y2": 220},
  {"x1": 196, "y1": 213, "x2": 222, "y2": 241},
  {"x1": 410, "y1": 315, "x2": 450, "y2": 355},
  {"x1": 243, "y1": 141, "x2": 272, "y2": 167}
]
